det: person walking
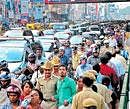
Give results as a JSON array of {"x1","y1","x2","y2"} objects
[
  {"x1": 71, "y1": 72, "x2": 105, "y2": 109},
  {"x1": 51, "y1": 64, "x2": 76, "y2": 109}
]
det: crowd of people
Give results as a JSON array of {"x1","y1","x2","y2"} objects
[{"x1": 0, "y1": 23, "x2": 129, "y2": 109}]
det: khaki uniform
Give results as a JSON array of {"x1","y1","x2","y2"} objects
[
  {"x1": 72, "y1": 87, "x2": 105, "y2": 109},
  {"x1": 72, "y1": 53, "x2": 80, "y2": 70},
  {"x1": 36, "y1": 75, "x2": 58, "y2": 109},
  {"x1": 94, "y1": 83, "x2": 112, "y2": 104}
]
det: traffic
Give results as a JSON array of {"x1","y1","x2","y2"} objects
[{"x1": 0, "y1": 1, "x2": 130, "y2": 109}]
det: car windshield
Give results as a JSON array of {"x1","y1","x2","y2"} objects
[
  {"x1": 44, "y1": 30, "x2": 55, "y2": 35},
  {"x1": 53, "y1": 24, "x2": 66, "y2": 30},
  {"x1": 91, "y1": 28, "x2": 99, "y2": 31},
  {"x1": 70, "y1": 36, "x2": 82, "y2": 45},
  {"x1": 0, "y1": 47, "x2": 24, "y2": 62},
  {"x1": 4, "y1": 30, "x2": 23, "y2": 37},
  {"x1": 55, "y1": 33, "x2": 69, "y2": 39}
]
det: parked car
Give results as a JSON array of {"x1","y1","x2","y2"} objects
[
  {"x1": 54, "y1": 32, "x2": 70, "y2": 43},
  {"x1": 70, "y1": 35, "x2": 82, "y2": 47},
  {"x1": 0, "y1": 39, "x2": 27, "y2": 75},
  {"x1": 43, "y1": 29, "x2": 55, "y2": 35},
  {"x1": 89, "y1": 25, "x2": 101, "y2": 35}
]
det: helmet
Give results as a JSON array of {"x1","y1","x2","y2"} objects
[
  {"x1": 0, "y1": 60, "x2": 8, "y2": 70},
  {"x1": 28, "y1": 53, "x2": 36, "y2": 59},
  {"x1": 7, "y1": 84, "x2": 21, "y2": 95},
  {"x1": 0, "y1": 71, "x2": 11, "y2": 81}
]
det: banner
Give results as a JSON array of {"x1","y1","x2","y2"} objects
[
  {"x1": 33, "y1": 0, "x2": 44, "y2": 3},
  {"x1": 21, "y1": 0, "x2": 29, "y2": 15},
  {"x1": 45, "y1": 0, "x2": 127, "y2": 4},
  {"x1": 34, "y1": 7, "x2": 43, "y2": 20}
]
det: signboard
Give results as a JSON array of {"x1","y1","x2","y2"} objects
[
  {"x1": 45, "y1": 0, "x2": 127, "y2": 4},
  {"x1": 21, "y1": 0, "x2": 29, "y2": 14},
  {"x1": 34, "y1": 7, "x2": 43, "y2": 20},
  {"x1": 33, "y1": 0, "x2": 44, "y2": 2},
  {"x1": 21, "y1": 0, "x2": 29, "y2": 22}
]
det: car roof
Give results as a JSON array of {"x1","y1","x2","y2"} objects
[{"x1": 0, "y1": 40, "x2": 26, "y2": 47}]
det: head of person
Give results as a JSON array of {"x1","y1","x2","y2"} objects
[
  {"x1": 51, "y1": 56, "x2": 60, "y2": 73},
  {"x1": 100, "y1": 55, "x2": 109, "y2": 64},
  {"x1": 92, "y1": 47, "x2": 100, "y2": 58},
  {"x1": 59, "y1": 64, "x2": 67, "y2": 78},
  {"x1": 0, "y1": 71, "x2": 11, "y2": 88},
  {"x1": 80, "y1": 55, "x2": 87, "y2": 65},
  {"x1": 28, "y1": 53, "x2": 36, "y2": 64},
  {"x1": 117, "y1": 43, "x2": 123, "y2": 50},
  {"x1": 30, "y1": 89, "x2": 43, "y2": 105},
  {"x1": 39, "y1": 66, "x2": 44, "y2": 75},
  {"x1": 90, "y1": 44, "x2": 97, "y2": 50},
  {"x1": 105, "y1": 52, "x2": 112, "y2": 61},
  {"x1": 41, "y1": 61, "x2": 52, "y2": 78},
  {"x1": 93, "y1": 64, "x2": 100, "y2": 73},
  {"x1": 36, "y1": 47, "x2": 43, "y2": 59},
  {"x1": 59, "y1": 47, "x2": 65, "y2": 56},
  {"x1": 114, "y1": 47, "x2": 120, "y2": 54},
  {"x1": 21, "y1": 80, "x2": 33, "y2": 96},
  {"x1": 83, "y1": 98, "x2": 98, "y2": 109},
  {"x1": 0, "y1": 60, "x2": 8, "y2": 71},
  {"x1": 72, "y1": 46, "x2": 78, "y2": 55},
  {"x1": 80, "y1": 43, "x2": 85, "y2": 52},
  {"x1": 86, "y1": 39, "x2": 92, "y2": 47},
  {"x1": 103, "y1": 40, "x2": 109, "y2": 47},
  {"x1": 82, "y1": 72, "x2": 96, "y2": 87},
  {"x1": 64, "y1": 40, "x2": 71, "y2": 47},
  {"x1": 77, "y1": 76, "x2": 83, "y2": 89},
  {"x1": 102, "y1": 76, "x2": 111, "y2": 87},
  {"x1": 53, "y1": 45, "x2": 59, "y2": 54},
  {"x1": 7, "y1": 84, "x2": 21, "y2": 103}
]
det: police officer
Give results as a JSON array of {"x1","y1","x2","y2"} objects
[
  {"x1": 36, "y1": 61, "x2": 58, "y2": 109},
  {"x1": 72, "y1": 72, "x2": 105, "y2": 109}
]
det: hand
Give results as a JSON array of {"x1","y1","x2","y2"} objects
[
  {"x1": 50, "y1": 96, "x2": 56, "y2": 102},
  {"x1": 64, "y1": 100, "x2": 69, "y2": 106}
]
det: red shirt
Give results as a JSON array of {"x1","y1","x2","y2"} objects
[{"x1": 100, "y1": 64, "x2": 116, "y2": 77}]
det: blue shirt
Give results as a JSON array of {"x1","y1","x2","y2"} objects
[
  {"x1": 60, "y1": 55, "x2": 69, "y2": 66},
  {"x1": 1, "y1": 103, "x2": 12, "y2": 109},
  {"x1": 96, "y1": 73, "x2": 104, "y2": 83},
  {"x1": 1, "y1": 101, "x2": 21, "y2": 109},
  {"x1": 64, "y1": 47, "x2": 72, "y2": 59},
  {"x1": 120, "y1": 49, "x2": 129, "y2": 60},
  {"x1": 75, "y1": 63, "x2": 93, "y2": 77},
  {"x1": 110, "y1": 58, "x2": 125, "y2": 77}
]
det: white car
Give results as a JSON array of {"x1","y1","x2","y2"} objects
[
  {"x1": 0, "y1": 39, "x2": 27, "y2": 74},
  {"x1": 54, "y1": 32, "x2": 70, "y2": 43},
  {"x1": 89, "y1": 25, "x2": 101, "y2": 35}
]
